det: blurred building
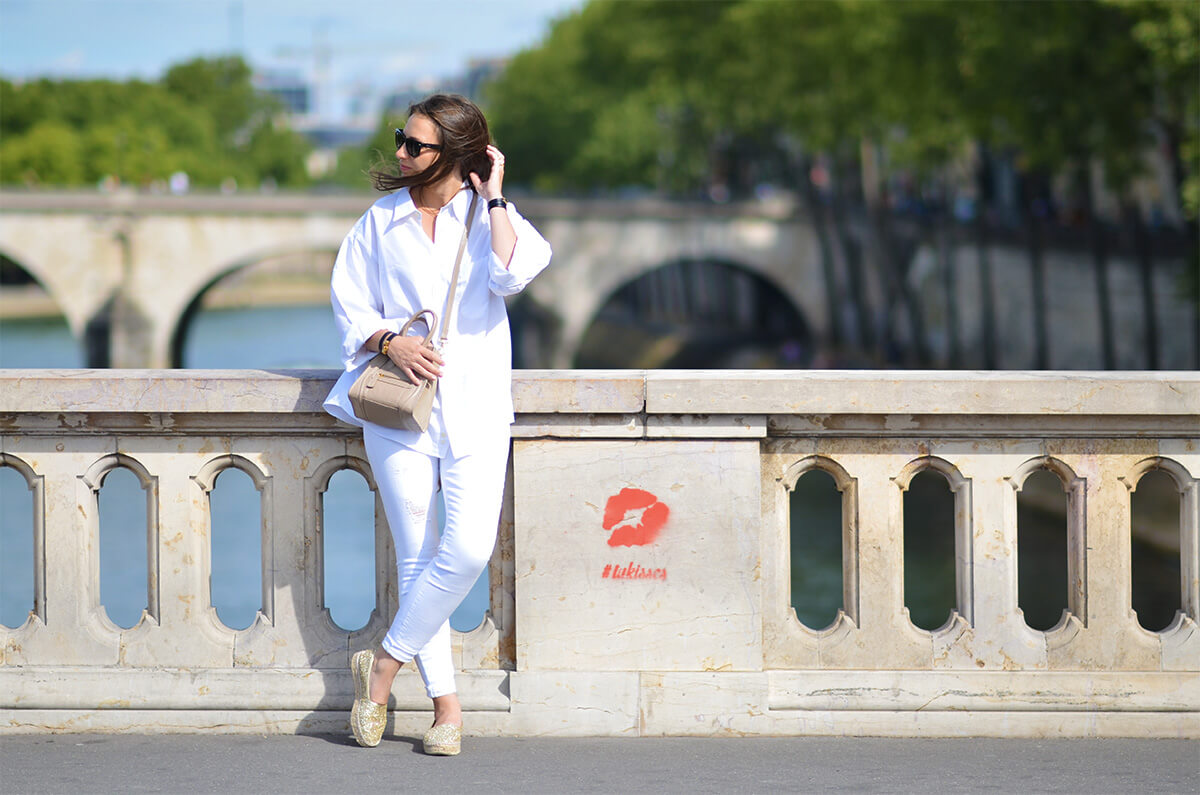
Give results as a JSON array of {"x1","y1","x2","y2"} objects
[
  {"x1": 252, "y1": 58, "x2": 507, "y2": 180},
  {"x1": 253, "y1": 69, "x2": 311, "y2": 117},
  {"x1": 381, "y1": 58, "x2": 506, "y2": 116},
  {"x1": 253, "y1": 68, "x2": 372, "y2": 179}
]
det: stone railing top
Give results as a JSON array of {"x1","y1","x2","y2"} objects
[
  {"x1": 644, "y1": 370, "x2": 1200, "y2": 416},
  {"x1": 0, "y1": 369, "x2": 338, "y2": 415},
  {"x1": 0, "y1": 369, "x2": 1196, "y2": 418}
]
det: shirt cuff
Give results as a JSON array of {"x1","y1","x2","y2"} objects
[
  {"x1": 488, "y1": 234, "x2": 551, "y2": 296},
  {"x1": 341, "y1": 319, "x2": 391, "y2": 370}
]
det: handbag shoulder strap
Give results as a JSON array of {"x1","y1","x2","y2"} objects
[{"x1": 438, "y1": 191, "x2": 479, "y2": 346}]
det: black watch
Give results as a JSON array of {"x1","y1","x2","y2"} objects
[{"x1": 487, "y1": 197, "x2": 508, "y2": 211}]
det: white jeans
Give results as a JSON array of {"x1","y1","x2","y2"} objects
[{"x1": 363, "y1": 426, "x2": 509, "y2": 699}]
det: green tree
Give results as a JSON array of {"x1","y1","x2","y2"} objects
[
  {"x1": 481, "y1": 0, "x2": 1197, "y2": 368},
  {"x1": 325, "y1": 116, "x2": 398, "y2": 189},
  {"x1": 1113, "y1": 0, "x2": 1199, "y2": 217},
  {"x1": 0, "y1": 120, "x2": 84, "y2": 185},
  {"x1": 162, "y1": 57, "x2": 264, "y2": 144},
  {"x1": 0, "y1": 56, "x2": 311, "y2": 189},
  {"x1": 245, "y1": 120, "x2": 311, "y2": 187},
  {"x1": 484, "y1": 0, "x2": 1194, "y2": 202}
]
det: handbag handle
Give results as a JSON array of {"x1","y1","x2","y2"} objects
[
  {"x1": 437, "y1": 191, "x2": 480, "y2": 347},
  {"x1": 400, "y1": 309, "x2": 437, "y2": 347}
]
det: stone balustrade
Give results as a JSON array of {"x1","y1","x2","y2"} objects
[{"x1": 1, "y1": 369, "x2": 1197, "y2": 737}]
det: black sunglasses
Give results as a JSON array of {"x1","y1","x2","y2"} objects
[{"x1": 394, "y1": 128, "x2": 442, "y2": 158}]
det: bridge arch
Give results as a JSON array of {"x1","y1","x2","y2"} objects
[
  {"x1": 0, "y1": 207, "x2": 128, "y2": 345},
  {"x1": 523, "y1": 212, "x2": 829, "y2": 368},
  {"x1": 0, "y1": 250, "x2": 77, "y2": 331},
  {"x1": 573, "y1": 257, "x2": 813, "y2": 368},
  {"x1": 168, "y1": 245, "x2": 339, "y2": 368},
  {"x1": 0, "y1": 251, "x2": 92, "y2": 367}
]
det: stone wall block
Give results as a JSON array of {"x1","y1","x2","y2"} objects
[
  {"x1": 510, "y1": 413, "x2": 643, "y2": 438},
  {"x1": 929, "y1": 613, "x2": 982, "y2": 668},
  {"x1": 759, "y1": 447, "x2": 821, "y2": 670},
  {"x1": 645, "y1": 414, "x2": 766, "y2": 438},
  {"x1": 819, "y1": 451, "x2": 929, "y2": 669},
  {"x1": 507, "y1": 671, "x2": 638, "y2": 736},
  {"x1": 766, "y1": 670, "x2": 1199, "y2": 712},
  {"x1": 491, "y1": 457, "x2": 517, "y2": 670},
  {"x1": 117, "y1": 450, "x2": 232, "y2": 667},
  {"x1": 1055, "y1": 450, "x2": 1161, "y2": 670},
  {"x1": 1, "y1": 439, "x2": 122, "y2": 666},
  {"x1": 514, "y1": 439, "x2": 763, "y2": 672},
  {"x1": 234, "y1": 438, "x2": 346, "y2": 669},
  {"x1": 965, "y1": 452, "x2": 1048, "y2": 669},
  {"x1": 1160, "y1": 614, "x2": 1199, "y2": 671},
  {"x1": 457, "y1": 615, "x2": 502, "y2": 670},
  {"x1": 0, "y1": 667, "x2": 508, "y2": 713},
  {"x1": 511, "y1": 371, "x2": 645, "y2": 414},
  {"x1": 639, "y1": 672, "x2": 769, "y2": 736},
  {"x1": 4, "y1": 704, "x2": 1194, "y2": 737}
]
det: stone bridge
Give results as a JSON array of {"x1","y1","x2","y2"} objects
[{"x1": 0, "y1": 190, "x2": 1194, "y2": 370}]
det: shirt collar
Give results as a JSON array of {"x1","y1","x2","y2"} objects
[
  {"x1": 391, "y1": 187, "x2": 418, "y2": 223},
  {"x1": 391, "y1": 184, "x2": 474, "y2": 225}
]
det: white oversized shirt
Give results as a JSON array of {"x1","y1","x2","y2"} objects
[{"x1": 323, "y1": 186, "x2": 552, "y2": 457}]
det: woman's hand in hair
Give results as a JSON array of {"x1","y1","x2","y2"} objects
[
  {"x1": 469, "y1": 145, "x2": 505, "y2": 201},
  {"x1": 387, "y1": 334, "x2": 444, "y2": 385},
  {"x1": 473, "y1": 145, "x2": 517, "y2": 266}
]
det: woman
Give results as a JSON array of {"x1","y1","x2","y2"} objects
[{"x1": 323, "y1": 93, "x2": 552, "y2": 755}]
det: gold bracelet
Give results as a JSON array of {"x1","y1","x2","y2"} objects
[{"x1": 380, "y1": 333, "x2": 394, "y2": 356}]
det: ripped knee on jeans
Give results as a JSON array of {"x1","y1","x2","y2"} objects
[{"x1": 404, "y1": 498, "x2": 427, "y2": 521}]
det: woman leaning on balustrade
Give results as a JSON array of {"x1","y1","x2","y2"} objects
[{"x1": 322, "y1": 93, "x2": 552, "y2": 755}]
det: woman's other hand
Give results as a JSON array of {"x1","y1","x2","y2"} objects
[
  {"x1": 469, "y1": 145, "x2": 505, "y2": 201},
  {"x1": 387, "y1": 334, "x2": 444, "y2": 385}
]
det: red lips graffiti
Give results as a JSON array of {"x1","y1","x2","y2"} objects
[{"x1": 602, "y1": 488, "x2": 669, "y2": 547}]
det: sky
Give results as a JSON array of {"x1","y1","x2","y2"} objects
[{"x1": 0, "y1": 0, "x2": 585, "y2": 119}]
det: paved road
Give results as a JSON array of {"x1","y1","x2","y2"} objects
[{"x1": 2, "y1": 735, "x2": 1197, "y2": 794}]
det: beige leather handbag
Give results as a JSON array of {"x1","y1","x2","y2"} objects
[
  {"x1": 348, "y1": 192, "x2": 478, "y2": 432},
  {"x1": 348, "y1": 309, "x2": 439, "y2": 431}
]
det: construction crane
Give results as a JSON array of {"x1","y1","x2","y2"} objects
[{"x1": 273, "y1": 22, "x2": 432, "y2": 123}]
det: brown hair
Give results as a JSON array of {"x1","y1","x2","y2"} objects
[{"x1": 370, "y1": 93, "x2": 492, "y2": 193}]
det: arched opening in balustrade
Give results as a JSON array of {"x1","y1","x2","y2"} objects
[
  {"x1": 1016, "y1": 468, "x2": 1070, "y2": 630},
  {"x1": 1126, "y1": 458, "x2": 1196, "y2": 633},
  {"x1": 194, "y1": 457, "x2": 269, "y2": 632},
  {"x1": 0, "y1": 454, "x2": 44, "y2": 630},
  {"x1": 575, "y1": 258, "x2": 812, "y2": 368},
  {"x1": 170, "y1": 248, "x2": 341, "y2": 369},
  {"x1": 0, "y1": 251, "x2": 80, "y2": 368},
  {"x1": 1011, "y1": 458, "x2": 1085, "y2": 633},
  {"x1": 83, "y1": 455, "x2": 159, "y2": 631},
  {"x1": 897, "y1": 458, "x2": 972, "y2": 632},
  {"x1": 319, "y1": 463, "x2": 380, "y2": 633},
  {"x1": 785, "y1": 457, "x2": 858, "y2": 632}
]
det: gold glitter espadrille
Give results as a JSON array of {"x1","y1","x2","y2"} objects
[
  {"x1": 422, "y1": 723, "x2": 461, "y2": 756},
  {"x1": 349, "y1": 649, "x2": 386, "y2": 747}
]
